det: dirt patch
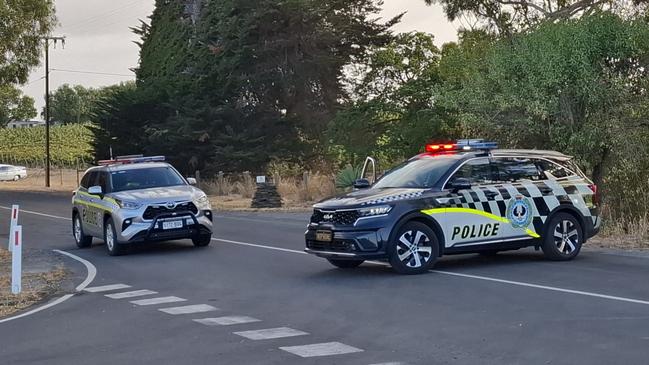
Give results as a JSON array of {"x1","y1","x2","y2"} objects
[
  {"x1": 0, "y1": 248, "x2": 69, "y2": 318},
  {"x1": 589, "y1": 235, "x2": 649, "y2": 251}
]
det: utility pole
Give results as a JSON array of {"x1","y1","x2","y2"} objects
[{"x1": 42, "y1": 36, "x2": 65, "y2": 188}]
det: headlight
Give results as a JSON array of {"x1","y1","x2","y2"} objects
[
  {"x1": 195, "y1": 194, "x2": 211, "y2": 210},
  {"x1": 116, "y1": 199, "x2": 141, "y2": 210},
  {"x1": 358, "y1": 205, "x2": 392, "y2": 217}
]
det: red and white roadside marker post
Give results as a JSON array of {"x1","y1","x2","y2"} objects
[
  {"x1": 8, "y1": 205, "x2": 19, "y2": 252},
  {"x1": 11, "y1": 225, "x2": 22, "y2": 294}
]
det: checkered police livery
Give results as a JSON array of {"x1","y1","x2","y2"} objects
[{"x1": 306, "y1": 140, "x2": 601, "y2": 275}]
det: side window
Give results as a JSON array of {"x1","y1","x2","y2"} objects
[
  {"x1": 536, "y1": 159, "x2": 572, "y2": 179},
  {"x1": 97, "y1": 172, "x2": 109, "y2": 193},
  {"x1": 80, "y1": 171, "x2": 94, "y2": 189},
  {"x1": 494, "y1": 157, "x2": 543, "y2": 182},
  {"x1": 448, "y1": 158, "x2": 493, "y2": 186}
]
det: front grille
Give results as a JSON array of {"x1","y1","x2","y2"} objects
[
  {"x1": 310, "y1": 209, "x2": 359, "y2": 226},
  {"x1": 143, "y1": 202, "x2": 198, "y2": 220},
  {"x1": 307, "y1": 239, "x2": 355, "y2": 252}
]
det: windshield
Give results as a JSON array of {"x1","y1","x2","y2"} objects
[
  {"x1": 110, "y1": 167, "x2": 186, "y2": 192},
  {"x1": 372, "y1": 155, "x2": 458, "y2": 189}
]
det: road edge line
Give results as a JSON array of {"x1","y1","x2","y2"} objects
[{"x1": 0, "y1": 250, "x2": 97, "y2": 324}]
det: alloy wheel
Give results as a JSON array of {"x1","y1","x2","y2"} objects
[
  {"x1": 74, "y1": 217, "x2": 82, "y2": 243},
  {"x1": 553, "y1": 219, "x2": 579, "y2": 255},
  {"x1": 106, "y1": 223, "x2": 115, "y2": 251},
  {"x1": 396, "y1": 230, "x2": 433, "y2": 268}
]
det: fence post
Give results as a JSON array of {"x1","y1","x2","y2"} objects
[
  {"x1": 303, "y1": 171, "x2": 310, "y2": 201},
  {"x1": 195, "y1": 170, "x2": 201, "y2": 188},
  {"x1": 217, "y1": 171, "x2": 224, "y2": 195},
  {"x1": 60, "y1": 167, "x2": 63, "y2": 186}
]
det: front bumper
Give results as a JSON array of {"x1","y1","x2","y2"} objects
[
  {"x1": 115, "y1": 210, "x2": 213, "y2": 243},
  {"x1": 304, "y1": 218, "x2": 393, "y2": 260}
]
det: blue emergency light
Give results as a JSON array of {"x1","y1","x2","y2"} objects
[{"x1": 456, "y1": 139, "x2": 498, "y2": 150}]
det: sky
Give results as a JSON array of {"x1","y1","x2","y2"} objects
[{"x1": 21, "y1": 0, "x2": 458, "y2": 119}]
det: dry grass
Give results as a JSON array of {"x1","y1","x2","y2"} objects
[
  {"x1": 591, "y1": 214, "x2": 649, "y2": 250},
  {"x1": 0, "y1": 248, "x2": 68, "y2": 317},
  {"x1": 204, "y1": 172, "x2": 336, "y2": 211},
  {"x1": 0, "y1": 167, "x2": 81, "y2": 193}
]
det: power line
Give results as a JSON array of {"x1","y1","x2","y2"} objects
[
  {"x1": 25, "y1": 76, "x2": 46, "y2": 85},
  {"x1": 50, "y1": 68, "x2": 134, "y2": 77}
]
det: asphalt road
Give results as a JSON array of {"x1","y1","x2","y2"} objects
[{"x1": 1, "y1": 190, "x2": 648, "y2": 365}]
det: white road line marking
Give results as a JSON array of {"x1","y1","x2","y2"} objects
[
  {"x1": 215, "y1": 238, "x2": 649, "y2": 307},
  {"x1": 0, "y1": 249, "x2": 97, "y2": 324},
  {"x1": 158, "y1": 304, "x2": 218, "y2": 315},
  {"x1": 84, "y1": 284, "x2": 131, "y2": 293},
  {"x1": 369, "y1": 362, "x2": 405, "y2": 365},
  {"x1": 234, "y1": 327, "x2": 308, "y2": 340},
  {"x1": 0, "y1": 205, "x2": 71, "y2": 221},
  {"x1": 53, "y1": 249, "x2": 97, "y2": 292},
  {"x1": 130, "y1": 296, "x2": 187, "y2": 306},
  {"x1": 105, "y1": 290, "x2": 158, "y2": 299},
  {"x1": 193, "y1": 316, "x2": 261, "y2": 326},
  {"x1": 212, "y1": 237, "x2": 308, "y2": 255},
  {"x1": 431, "y1": 270, "x2": 649, "y2": 306},
  {"x1": 280, "y1": 342, "x2": 364, "y2": 358}
]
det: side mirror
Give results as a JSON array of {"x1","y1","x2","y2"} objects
[
  {"x1": 447, "y1": 178, "x2": 472, "y2": 192},
  {"x1": 187, "y1": 177, "x2": 197, "y2": 185},
  {"x1": 88, "y1": 185, "x2": 103, "y2": 198},
  {"x1": 353, "y1": 178, "x2": 371, "y2": 189}
]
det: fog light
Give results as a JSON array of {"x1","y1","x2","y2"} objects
[
  {"x1": 204, "y1": 210, "x2": 213, "y2": 221},
  {"x1": 122, "y1": 219, "x2": 133, "y2": 232}
]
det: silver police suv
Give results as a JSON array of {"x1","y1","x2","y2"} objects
[{"x1": 71, "y1": 156, "x2": 213, "y2": 255}]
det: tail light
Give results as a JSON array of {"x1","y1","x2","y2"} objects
[{"x1": 588, "y1": 184, "x2": 599, "y2": 205}]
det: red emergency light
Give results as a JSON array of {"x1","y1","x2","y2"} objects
[{"x1": 425, "y1": 143, "x2": 457, "y2": 153}]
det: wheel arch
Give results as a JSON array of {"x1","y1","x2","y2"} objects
[
  {"x1": 545, "y1": 204, "x2": 586, "y2": 238},
  {"x1": 389, "y1": 211, "x2": 445, "y2": 257}
]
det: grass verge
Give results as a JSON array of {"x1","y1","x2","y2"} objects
[{"x1": 0, "y1": 248, "x2": 68, "y2": 318}]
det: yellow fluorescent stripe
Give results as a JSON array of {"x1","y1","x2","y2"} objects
[
  {"x1": 74, "y1": 199, "x2": 112, "y2": 212},
  {"x1": 526, "y1": 229, "x2": 541, "y2": 238},
  {"x1": 422, "y1": 207, "x2": 510, "y2": 224},
  {"x1": 76, "y1": 191, "x2": 119, "y2": 206},
  {"x1": 421, "y1": 207, "x2": 539, "y2": 238}
]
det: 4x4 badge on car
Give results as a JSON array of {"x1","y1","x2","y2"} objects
[{"x1": 506, "y1": 195, "x2": 533, "y2": 228}]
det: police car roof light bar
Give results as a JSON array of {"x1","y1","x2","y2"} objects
[
  {"x1": 97, "y1": 155, "x2": 166, "y2": 166},
  {"x1": 425, "y1": 139, "x2": 497, "y2": 154}
]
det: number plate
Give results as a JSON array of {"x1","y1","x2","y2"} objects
[
  {"x1": 162, "y1": 220, "x2": 183, "y2": 230},
  {"x1": 315, "y1": 230, "x2": 333, "y2": 242}
]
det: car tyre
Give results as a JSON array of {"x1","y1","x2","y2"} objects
[
  {"x1": 104, "y1": 217, "x2": 126, "y2": 256},
  {"x1": 192, "y1": 234, "x2": 212, "y2": 247},
  {"x1": 388, "y1": 221, "x2": 439, "y2": 275},
  {"x1": 73, "y1": 213, "x2": 92, "y2": 248},
  {"x1": 541, "y1": 212, "x2": 582, "y2": 261},
  {"x1": 13, "y1": 175, "x2": 19, "y2": 181},
  {"x1": 327, "y1": 259, "x2": 364, "y2": 269}
]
